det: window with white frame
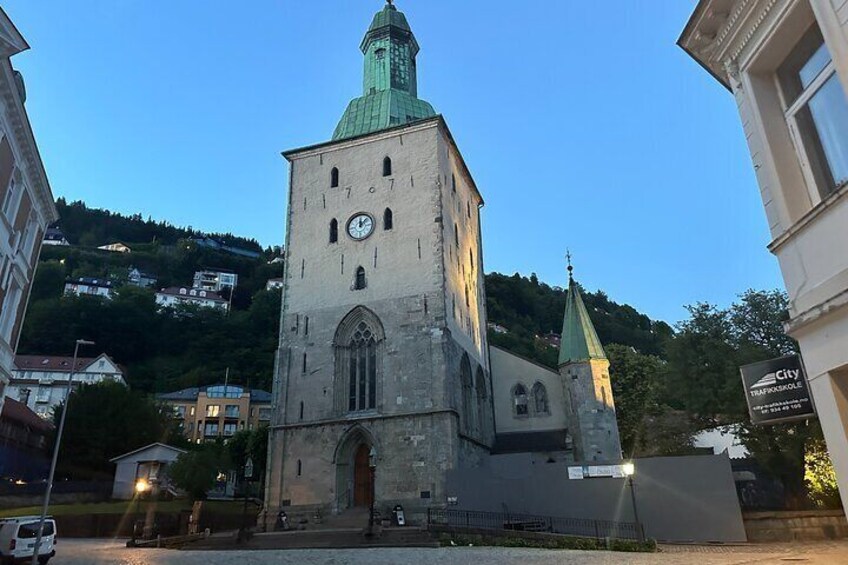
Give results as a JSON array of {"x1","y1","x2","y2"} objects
[
  {"x1": 778, "y1": 23, "x2": 848, "y2": 199},
  {"x1": 2, "y1": 176, "x2": 17, "y2": 219},
  {"x1": 36, "y1": 386, "x2": 50, "y2": 403}
]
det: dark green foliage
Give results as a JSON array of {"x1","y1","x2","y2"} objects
[
  {"x1": 228, "y1": 426, "x2": 269, "y2": 480},
  {"x1": 55, "y1": 198, "x2": 261, "y2": 252},
  {"x1": 167, "y1": 442, "x2": 232, "y2": 501},
  {"x1": 53, "y1": 381, "x2": 186, "y2": 480},
  {"x1": 664, "y1": 289, "x2": 826, "y2": 509},
  {"x1": 485, "y1": 272, "x2": 671, "y2": 368},
  {"x1": 19, "y1": 288, "x2": 281, "y2": 393}
]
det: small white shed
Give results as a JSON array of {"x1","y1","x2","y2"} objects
[{"x1": 110, "y1": 443, "x2": 186, "y2": 500}]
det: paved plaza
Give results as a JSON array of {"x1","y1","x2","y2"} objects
[{"x1": 52, "y1": 539, "x2": 848, "y2": 564}]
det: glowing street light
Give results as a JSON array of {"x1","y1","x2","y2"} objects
[
  {"x1": 623, "y1": 461, "x2": 644, "y2": 543},
  {"x1": 129, "y1": 478, "x2": 150, "y2": 546},
  {"x1": 135, "y1": 479, "x2": 150, "y2": 494}
]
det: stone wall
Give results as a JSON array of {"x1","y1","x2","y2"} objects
[{"x1": 743, "y1": 509, "x2": 848, "y2": 542}]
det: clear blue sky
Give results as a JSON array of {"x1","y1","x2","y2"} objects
[{"x1": 3, "y1": 0, "x2": 783, "y2": 324}]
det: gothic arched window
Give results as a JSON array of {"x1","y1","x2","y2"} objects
[
  {"x1": 383, "y1": 208, "x2": 393, "y2": 231},
  {"x1": 383, "y1": 156, "x2": 392, "y2": 177},
  {"x1": 333, "y1": 307, "x2": 385, "y2": 416},
  {"x1": 460, "y1": 354, "x2": 474, "y2": 434},
  {"x1": 513, "y1": 384, "x2": 529, "y2": 417},
  {"x1": 354, "y1": 267, "x2": 366, "y2": 290},
  {"x1": 330, "y1": 218, "x2": 338, "y2": 243},
  {"x1": 475, "y1": 366, "x2": 487, "y2": 435},
  {"x1": 331, "y1": 167, "x2": 339, "y2": 188},
  {"x1": 348, "y1": 321, "x2": 377, "y2": 411},
  {"x1": 532, "y1": 382, "x2": 549, "y2": 415}
]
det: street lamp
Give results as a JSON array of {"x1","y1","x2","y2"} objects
[
  {"x1": 366, "y1": 447, "x2": 377, "y2": 537},
  {"x1": 623, "y1": 462, "x2": 644, "y2": 543},
  {"x1": 31, "y1": 339, "x2": 95, "y2": 565},
  {"x1": 129, "y1": 478, "x2": 150, "y2": 546}
]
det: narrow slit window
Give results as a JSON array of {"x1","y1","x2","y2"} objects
[
  {"x1": 299, "y1": 402, "x2": 304, "y2": 420},
  {"x1": 302, "y1": 353, "x2": 307, "y2": 374},
  {"x1": 383, "y1": 156, "x2": 392, "y2": 177},
  {"x1": 331, "y1": 167, "x2": 339, "y2": 188},
  {"x1": 354, "y1": 266, "x2": 366, "y2": 290},
  {"x1": 452, "y1": 173, "x2": 456, "y2": 193},
  {"x1": 297, "y1": 459, "x2": 302, "y2": 476},
  {"x1": 383, "y1": 208, "x2": 393, "y2": 230},
  {"x1": 454, "y1": 223, "x2": 459, "y2": 247},
  {"x1": 329, "y1": 218, "x2": 338, "y2": 243}
]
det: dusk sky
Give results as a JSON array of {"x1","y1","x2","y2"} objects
[{"x1": 2, "y1": 1, "x2": 783, "y2": 323}]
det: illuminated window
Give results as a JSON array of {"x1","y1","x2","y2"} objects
[{"x1": 206, "y1": 405, "x2": 220, "y2": 418}]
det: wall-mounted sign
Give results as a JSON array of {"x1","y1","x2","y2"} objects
[
  {"x1": 568, "y1": 465, "x2": 627, "y2": 480},
  {"x1": 740, "y1": 354, "x2": 816, "y2": 425}
]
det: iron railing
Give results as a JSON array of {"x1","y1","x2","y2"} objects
[{"x1": 427, "y1": 508, "x2": 644, "y2": 541}]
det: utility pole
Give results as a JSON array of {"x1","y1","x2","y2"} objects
[{"x1": 31, "y1": 339, "x2": 95, "y2": 565}]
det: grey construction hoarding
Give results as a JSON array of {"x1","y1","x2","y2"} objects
[{"x1": 739, "y1": 354, "x2": 816, "y2": 425}]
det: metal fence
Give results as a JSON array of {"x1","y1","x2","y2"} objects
[{"x1": 427, "y1": 508, "x2": 644, "y2": 541}]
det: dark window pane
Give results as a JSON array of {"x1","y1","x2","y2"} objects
[
  {"x1": 806, "y1": 74, "x2": 848, "y2": 190},
  {"x1": 778, "y1": 25, "x2": 829, "y2": 105}
]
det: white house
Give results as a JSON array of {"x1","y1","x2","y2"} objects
[
  {"x1": 192, "y1": 270, "x2": 237, "y2": 293},
  {"x1": 97, "y1": 242, "x2": 131, "y2": 253},
  {"x1": 155, "y1": 286, "x2": 229, "y2": 311},
  {"x1": 127, "y1": 267, "x2": 157, "y2": 288},
  {"x1": 8, "y1": 353, "x2": 126, "y2": 419},
  {"x1": 42, "y1": 227, "x2": 68, "y2": 246},
  {"x1": 110, "y1": 443, "x2": 186, "y2": 500},
  {"x1": 63, "y1": 277, "x2": 114, "y2": 299}
]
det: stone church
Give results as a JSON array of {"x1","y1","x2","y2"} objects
[{"x1": 264, "y1": 1, "x2": 621, "y2": 523}]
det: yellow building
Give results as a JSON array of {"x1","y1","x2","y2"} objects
[{"x1": 158, "y1": 384, "x2": 271, "y2": 443}]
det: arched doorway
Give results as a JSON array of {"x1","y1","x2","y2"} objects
[
  {"x1": 333, "y1": 425, "x2": 378, "y2": 512},
  {"x1": 353, "y1": 444, "x2": 373, "y2": 507}
]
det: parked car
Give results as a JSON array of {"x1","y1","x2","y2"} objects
[{"x1": 0, "y1": 516, "x2": 56, "y2": 564}]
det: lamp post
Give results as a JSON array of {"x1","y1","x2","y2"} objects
[
  {"x1": 623, "y1": 462, "x2": 644, "y2": 543},
  {"x1": 31, "y1": 338, "x2": 95, "y2": 565},
  {"x1": 238, "y1": 457, "x2": 254, "y2": 543},
  {"x1": 366, "y1": 447, "x2": 377, "y2": 537},
  {"x1": 129, "y1": 478, "x2": 150, "y2": 546}
]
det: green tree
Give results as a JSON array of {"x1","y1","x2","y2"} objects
[
  {"x1": 53, "y1": 381, "x2": 184, "y2": 479},
  {"x1": 607, "y1": 344, "x2": 694, "y2": 457},
  {"x1": 664, "y1": 289, "x2": 821, "y2": 508},
  {"x1": 168, "y1": 442, "x2": 231, "y2": 501}
]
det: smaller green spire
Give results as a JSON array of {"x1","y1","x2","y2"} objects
[{"x1": 558, "y1": 260, "x2": 606, "y2": 366}]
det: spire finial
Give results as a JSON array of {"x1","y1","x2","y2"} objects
[
  {"x1": 386, "y1": 0, "x2": 394, "y2": 6},
  {"x1": 566, "y1": 249, "x2": 574, "y2": 281}
]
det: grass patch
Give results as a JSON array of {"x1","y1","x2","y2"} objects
[
  {"x1": 0, "y1": 500, "x2": 246, "y2": 518},
  {"x1": 438, "y1": 532, "x2": 657, "y2": 553}
]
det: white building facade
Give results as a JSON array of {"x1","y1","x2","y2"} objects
[
  {"x1": 8, "y1": 353, "x2": 126, "y2": 419},
  {"x1": 63, "y1": 277, "x2": 114, "y2": 299},
  {"x1": 155, "y1": 286, "x2": 229, "y2": 311},
  {"x1": 192, "y1": 270, "x2": 237, "y2": 292},
  {"x1": 0, "y1": 9, "x2": 58, "y2": 416},
  {"x1": 681, "y1": 0, "x2": 848, "y2": 511}
]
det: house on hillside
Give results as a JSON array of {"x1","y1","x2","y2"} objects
[
  {"x1": 42, "y1": 226, "x2": 69, "y2": 246},
  {"x1": 127, "y1": 267, "x2": 157, "y2": 288},
  {"x1": 110, "y1": 443, "x2": 186, "y2": 500},
  {"x1": 158, "y1": 384, "x2": 272, "y2": 442},
  {"x1": 155, "y1": 287, "x2": 229, "y2": 312},
  {"x1": 8, "y1": 353, "x2": 126, "y2": 419},
  {"x1": 193, "y1": 269, "x2": 237, "y2": 292},
  {"x1": 97, "y1": 242, "x2": 131, "y2": 253},
  {"x1": 189, "y1": 235, "x2": 261, "y2": 259},
  {"x1": 64, "y1": 277, "x2": 114, "y2": 299},
  {"x1": 0, "y1": 396, "x2": 51, "y2": 481}
]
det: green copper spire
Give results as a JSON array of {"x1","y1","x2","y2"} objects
[
  {"x1": 558, "y1": 258, "x2": 606, "y2": 366},
  {"x1": 332, "y1": 1, "x2": 436, "y2": 141}
]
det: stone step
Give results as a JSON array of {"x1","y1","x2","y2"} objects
[{"x1": 187, "y1": 527, "x2": 439, "y2": 550}]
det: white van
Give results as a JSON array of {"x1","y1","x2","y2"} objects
[{"x1": 0, "y1": 516, "x2": 56, "y2": 564}]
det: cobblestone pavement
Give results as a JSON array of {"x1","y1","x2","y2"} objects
[{"x1": 52, "y1": 539, "x2": 848, "y2": 564}]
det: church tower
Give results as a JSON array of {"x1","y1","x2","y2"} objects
[
  {"x1": 265, "y1": 1, "x2": 493, "y2": 524},
  {"x1": 558, "y1": 261, "x2": 622, "y2": 463}
]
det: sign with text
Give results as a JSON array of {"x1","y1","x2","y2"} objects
[
  {"x1": 740, "y1": 354, "x2": 816, "y2": 425},
  {"x1": 568, "y1": 465, "x2": 627, "y2": 479}
]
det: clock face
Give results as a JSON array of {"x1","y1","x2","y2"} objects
[{"x1": 347, "y1": 213, "x2": 374, "y2": 240}]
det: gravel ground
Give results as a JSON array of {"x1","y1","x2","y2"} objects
[{"x1": 50, "y1": 538, "x2": 848, "y2": 564}]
